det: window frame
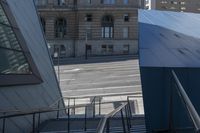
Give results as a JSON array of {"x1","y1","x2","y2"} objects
[
  {"x1": 123, "y1": 14, "x2": 129, "y2": 22},
  {"x1": 85, "y1": 14, "x2": 92, "y2": 22},
  {"x1": 0, "y1": 1, "x2": 43, "y2": 86},
  {"x1": 101, "y1": 15, "x2": 114, "y2": 39},
  {"x1": 55, "y1": 18, "x2": 67, "y2": 38}
]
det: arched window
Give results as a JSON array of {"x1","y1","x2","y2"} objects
[
  {"x1": 40, "y1": 17, "x2": 46, "y2": 33},
  {"x1": 101, "y1": 15, "x2": 114, "y2": 38},
  {"x1": 55, "y1": 18, "x2": 66, "y2": 38},
  {"x1": 54, "y1": 0, "x2": 66, "y2": 6}
]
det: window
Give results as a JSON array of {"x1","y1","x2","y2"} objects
[
  {"x1": 101, "y1": 0, "x2": 115, "y2": 4},
  {"x1": 124, "y1": 14, "x2": 129, "y2": 22},
  {"x1": 161, "y1": 1, "x2": 167, "y2": 4},
  {"x1": 87, "y1": 0, "x2": 92, "y2": 4},
  {"x1": 123, "y1": 27, "x2": 129, "y2": 38},
  {"x1": 108, "y1": 45, "x2": 113, "y2": 53},
  {"x1": 86, "y1": 28, "x2": 92, "y2": 39},
  {"x1": 0, "y1": 1, "x2": 42, "y2": 86},
  {"x1": 85, "y1": 14, "x2": 92, "y2": 22},
  {"x1": 181, "y1": 7, "x2": 186, "y2": 10},
  {"x1": 101, "y1": 15, "x2": 114, "y2": 38},
  {"x1": 123, "y1": 0, "x2": 128, "y2": 4},
  {"x1": 40, "y1": 17, "x2": 46, "y2": 33},
  {"x1": 56, "y1": 0, "x2": 65, "y2": 6},
  {"x1": 101, "y1": 45, "x2": 107, "y2": 53},
  {"x1": 55, "y1": 18, "x2": 67, "y2": 38},
  {"x1": 180, "y1": 1, "x2": 185, "y2": 5},
  {"x1": 123, "y1": 45, "x2": 129, "y2": 54},
  {"x1": 101, "y1": 45, "x2": 113, "y2": 54}
]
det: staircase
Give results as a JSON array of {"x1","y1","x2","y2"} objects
[{"x1": 39, "y1": 116, "x2": 146, "y2": 133}]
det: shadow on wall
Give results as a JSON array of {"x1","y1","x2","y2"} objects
[{"x1": 53, "y1": 55, "x2": 138, "y2": 65}]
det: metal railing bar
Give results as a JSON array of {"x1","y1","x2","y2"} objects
[
  {"x1": 172, "y1": 70, "x2": 200, "y2": 132},
  {"x1": 0, "y1": 93, "x2": 140, "y2": 114},
  {"x1": 96, "y1": 103, "x2": 128, "y2": 133},
  {"x1": 125, "y1": 106, "x2": 130, "y2": 133},
  {"x1": 121, "y1": 109, "x2": 126, "y2": 133},
  {"x1": 2, "y1": 113, "x2": 6, "y2": 133},
  {"x1": 0, "y1": 100, "x2": 129, "y2": 120}
]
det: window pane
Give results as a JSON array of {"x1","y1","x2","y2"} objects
[
  {"x1": 0, "y1": 24, "x2": 22, "y2": 50},
  {"x1": 124, "y1": 0, "x2": 128, "y2": 4},
  {"x1": 0, "y1": 48, "x2": 31, "y2": 74},
  {"x1": 0, "y1": 5, "x2": 10, "y2": 25},
  {"x1": 123, "y1": 27, "x2": 128, "y2": 38},
  {"x1": 105, "y1": 27, "x2": 110, "y2": 38}
]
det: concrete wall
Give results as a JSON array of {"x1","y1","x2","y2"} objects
[{"x1": 0, "y1": 0, "x2": 64, "y2": 132}]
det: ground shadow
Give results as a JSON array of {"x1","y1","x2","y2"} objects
[{"x1": 53, "y1": 55, "x2": 138, "y2": 66}]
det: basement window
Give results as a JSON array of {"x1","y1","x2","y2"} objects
[
  {"x1": 0, "y1": 1, "x2": 42, "y2": 86},
  {"x1": 124, "y1": 14, "x2": 129, "y2": 22},
  {"x1": 85, "y1": 14, "x2": 92, "y2": 22}
]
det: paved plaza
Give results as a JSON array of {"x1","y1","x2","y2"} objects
[{"x1": 54, "y1": 55, "x2": 144, "y2": 114}]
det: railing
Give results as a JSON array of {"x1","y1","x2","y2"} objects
[
  {"x1": 170, "y1": 70, "x2": 200, "y2": 132},
  {"x1": 0, "y1": 94, "x2": 137, "y2": 133},
  {"x1": 96, "y1": 102, "x2": 132, "y2": 133}
]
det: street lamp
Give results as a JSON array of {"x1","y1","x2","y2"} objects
[
  {"x1": 85, "y1": 30, "x2": 88, "y2": 60},
  {"x1": 54, "y1": 45, "x2": 60, "y2": 85}
]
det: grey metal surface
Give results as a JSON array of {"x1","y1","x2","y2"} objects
[
  {"x1": 172, "y1": 70, "x2": 200, "y2": 132},
  {"x1": 139, "y1": 10, "x2": 200, "y2": 67},
  {"x1": 0, "y1": 0, "x2": 63, "y2": 132}
]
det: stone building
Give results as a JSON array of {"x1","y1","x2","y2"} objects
[
  {"x1": 35, "y1": 0, "x2": 143, "y2": 58},
  {"x1": 148, "y1": 0, "x2": 200, "y2": 13}
]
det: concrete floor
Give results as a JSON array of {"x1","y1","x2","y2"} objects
[{"x1": 54, "y1": 55, "x2": 144, "y2": 114}]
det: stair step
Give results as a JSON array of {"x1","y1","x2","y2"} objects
[
  {"x1": 39, "y1": 116, "x2": 146, "y2": 133},
  {"x1": 40, "y1": 125, "x2": 147, "y2": 133}
]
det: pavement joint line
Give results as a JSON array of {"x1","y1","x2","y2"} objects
[
  {"x1": 56, "y1": 65, "x2": 139, "y2": 71},
  {"x1": 108, "y1": 74, "x2": 140, "y2": 78},
  {"x1": 63, "y1": 91, "x2": 143, "y2": 98},
  {"x1": 62, "y1": 85, "x2": 141, "y2": 92},
  {"x1": 60, "y1": 79, "x2": 75, "y2": 82},
  {"x1": 60, "y1": 79, "x2": 141, "y2": 86}
]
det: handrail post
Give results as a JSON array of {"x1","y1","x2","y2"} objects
[
  {"x1": 121, "y1": 110, "x2": 126, "y2": 133},
  {"x1": 127, "y1": 97, "x2": 132, "y2": 119},
  {"x1": 68, "y1": 99, "x2": 70, "y2": 133},
  {"x1": 32, "y1": 113, "x2": 36, "y2": 133},
  {"x1": 127, "y1": 101, "x2": 132, "y2": 128},
  {"x1": 37, "y1": 113, "x2": 41, "y2": 133},
  {"x1": 2, "y1": 112, "x2": 6, "y2": 133},
  {"x1": 106, "y1": 118, "x2": 110, "y2": 133},
  {"x1": 84, "y1": 106, "x2": 87, "y2": 131},
  {"x1": 74, "y1": 98, "x2": 76, "y2": 115},
  {"x1": 57, "y1": 100, "x2": 60, "y2": 119},
  {"x1": 125, "y1": 105, "x2": 130, "y2": 133},
  {"x1": 93, "y1": 97, "x2": 96, "y2": 118},
  {"x1": 99, "y1": 97, "x2": 101, "y2": 116}
]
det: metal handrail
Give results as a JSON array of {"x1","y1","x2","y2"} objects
[
  {"x1": 172, "y1": 70, "x2": 200, "y2": 132},
  {"x1": 96, "y1": 102, "x2": 128, "y2": 133},
  {"x1": 0, "y1": 94, "x2": 136, "y2": 133}
]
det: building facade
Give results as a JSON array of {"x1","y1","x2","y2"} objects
[
  {"x1": 148, "y1": 0, "x2": 200, "y2": 13},
  {"x1": 35, "y1": 0, "x2": 143, "y2": 58}
]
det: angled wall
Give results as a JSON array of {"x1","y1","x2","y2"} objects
[
  {"x1": 139, "y1": 10, "x2": 200, "y2": 132},
  {"x1": 0, "y1": 0, "x2": 64, "y2": 132}
]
